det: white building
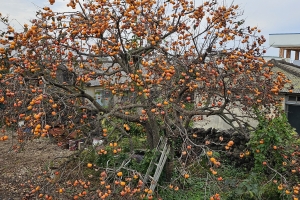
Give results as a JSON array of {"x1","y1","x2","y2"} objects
[{"x1": 269, "y1": 33, "x2": 300, "y2": 65}]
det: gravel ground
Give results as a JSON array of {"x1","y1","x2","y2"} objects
[{"x1": 0, "y1": 134, "x2": 72, "y2": 199}]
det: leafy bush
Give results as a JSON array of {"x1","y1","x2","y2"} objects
[
  {"x1": 245, "y1": 110, "x2": 300, "y2": 199},
  {"x1": 248, "y1": 110, "x2": 295, "y2": 172}
]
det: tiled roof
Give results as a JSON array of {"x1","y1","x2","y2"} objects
[
  {"x1": 271, "y1": 59, "x2": 300, "y2": 93},
  {"x1": 88, "y1": 79, "x2": 101, "y2": 87}
]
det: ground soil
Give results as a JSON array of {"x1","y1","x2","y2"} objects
[{"x1": 0, "y1": 133, "x2": 73, "y2": 199}]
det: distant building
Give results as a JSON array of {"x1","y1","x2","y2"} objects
[
  {"x1": 272, "y1": 60, "x2": 300, "y2": 133},
  {"x1": 269, "y1": 33, "x2": 300, "y2": 65},
  {"x1": 268, "y1": 33, "x2": 300, "y2": 133}
]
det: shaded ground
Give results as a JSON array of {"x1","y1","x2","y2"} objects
[{"x1": 0, "y1": 133, "x2": 72, "y2": 199}]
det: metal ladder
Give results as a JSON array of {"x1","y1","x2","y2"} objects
[{"x1": 143, "y1": 137, "x2": 170, "y2": 193}]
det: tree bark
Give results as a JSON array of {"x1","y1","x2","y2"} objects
[
  {"x1": 165, "y1": 144, "x2": 174, "y2": 182},
  {"x1": 144, "y1": 118, "x2": 160, "y2": 149}
]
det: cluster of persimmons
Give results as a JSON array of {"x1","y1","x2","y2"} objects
[{"x1": 0, "y1": 0, "x2": 294, "y2": 199}]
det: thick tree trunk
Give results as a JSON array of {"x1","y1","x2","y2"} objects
[
  {"x1": 144, "y1": 115, "x2": 175, "y2": 182},
  {"x1": 165, "y1": 144, "x2": 174, "y2": 182},
  {"x1": 144, "y1": 118, "x2": 160, "y2": 149}
]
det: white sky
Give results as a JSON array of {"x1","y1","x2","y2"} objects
[{"x1": 1, "y1": 0, "x2": 300, "y2": 57}]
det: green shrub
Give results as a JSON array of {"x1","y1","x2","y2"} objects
[{"x1": 248, "y1": 110, "x2": 295, "y2": 172}]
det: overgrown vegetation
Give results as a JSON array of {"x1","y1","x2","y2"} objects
[{"x1": 0, "y1": 0, "x2": 299, "y2": 199}]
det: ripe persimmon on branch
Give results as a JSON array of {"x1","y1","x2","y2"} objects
[{"x1": 0, "y1": 0, "x2": 290, "y2": 150}]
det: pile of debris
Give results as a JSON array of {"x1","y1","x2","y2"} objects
[{"x1": 188, "y1": 127, "x2": 254, "y2": 168}]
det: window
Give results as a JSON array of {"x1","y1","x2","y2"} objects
[
  {"x1": 95, "y1": 89, "x2": 112, "y2": 107},
  {"x1": 288, "y1": 96, "x2": 297, "y2": 101},
  {"x1": 286, "y1": 95, "x2": 300, "y2": 103},
  {"x1": 285, "y1": 95, "x2": 300, "y2": 134}
]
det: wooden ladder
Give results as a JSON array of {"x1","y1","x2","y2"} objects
[{"x1": 143, "y1": 137, "x2": 170, "y2": 193}]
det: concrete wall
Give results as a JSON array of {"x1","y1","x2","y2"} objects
[
  {"x1": 84, "y1": 87, "x2": 96, "y2": 98},
  {"x1": 293, "y1": 60, "x2": 300, "y2": 66},
  {"x1": 193, "y1": 109, "x2": 258, "y2": 130},
  {"x1": 194, "y1": 95, "x2": 286, "y2": 130}
]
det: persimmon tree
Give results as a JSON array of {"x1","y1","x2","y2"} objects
[{"x1": 0, "y1": 0, "x2": 293, "y2": 198}]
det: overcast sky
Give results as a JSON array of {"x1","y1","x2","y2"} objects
[{"x1": 1, "y1": 0, "x2": 300, "y2": 57}]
